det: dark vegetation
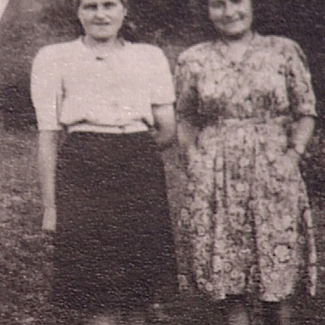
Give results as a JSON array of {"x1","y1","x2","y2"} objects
[
  {"x1": 1, "y1": 0, "x2": 325, "y2": 126},
  {"x1": 1, "y1": 1, "x2": 325, "y2": 324}
]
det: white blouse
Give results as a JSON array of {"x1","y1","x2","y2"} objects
[{"x1": 31, "y1": 38, "x2": 175, "y2": 133}]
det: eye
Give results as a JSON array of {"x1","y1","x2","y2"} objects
[
  {"x1": 209, "y1": 1, "x2": 225, "y2": 9},
  {"x1": 82, "y1": 4, "x2": 97, "y2": 10},
  {"x1": 231, "y1": 0, "x2": 243, "y2": 3},
  {"x1": 103, "y1": 1, "x2": 116, "y2": 9}
]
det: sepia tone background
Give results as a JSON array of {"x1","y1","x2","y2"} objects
[{"x1": 1, "y1": 1, "x2": 325, "y2": 324}]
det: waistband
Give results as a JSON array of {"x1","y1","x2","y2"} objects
[
  {"x1": 67, "y1": 123, "x2": 149, "y2": 134},
  {"x1": 66, "y1": 131, "x2": 150, "y2": 140},
  {"x1": 214, "y1": 116, "x2": 290, "y2": 127}
]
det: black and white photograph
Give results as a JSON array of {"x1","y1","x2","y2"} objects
[{"x1": 0, "y1": 1, "x2": 325, "y2": 324}]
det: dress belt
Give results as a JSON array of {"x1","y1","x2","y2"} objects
[{"x1": 215, "y1": 116, "x2": 290, "y2": 127}]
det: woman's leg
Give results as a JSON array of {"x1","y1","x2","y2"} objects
[
  {"x1": 227, "y1": 303, "x2": 250, "y2": 325},
  {"x1": 123, "y1": 310, "x2": 147, "y2": 325},
  {"x1": 263, "y1": 301, "x2": 292, "y2": 325},
  {"x1": 278, "y1": 301, "x2": 292, "y2": 325},
  {"x1": 87, "y1": 310, "x2": 122, "y2": 325},
  {"x1": 222, "y1": 297, "x2": 250, "y2": 325}
]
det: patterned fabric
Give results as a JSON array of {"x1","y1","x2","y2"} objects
[{"x1": 175, "y1": 33, "x2": 317, "y2": 302}]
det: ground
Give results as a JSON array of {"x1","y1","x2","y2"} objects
[{"x1": 1, "y1": 127, "x2": 325, "y2": 325}]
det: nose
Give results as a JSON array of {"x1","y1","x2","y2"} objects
[
  {"x1": 224, "y1": 2, "x2": 236, "y2": 18},
  {"x1": 94, "y1": 5, "x2": 107, "y2": 19}
]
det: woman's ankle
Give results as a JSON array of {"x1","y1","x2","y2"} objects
[
  {"x1": 278, "y1": 300, "x2": 292, "y2": 325},
  {"x1": 123, "y1": 310, "x2": 147, "y2": 325},
  {"x1": 263, "y1": 301, "x2": 292, "y2": 325},
  {"x1": 87, "y1": 310, "x2": 122, "y2": 325},
  {"x1": 222, "y1": 297, "x2": 250, "y2": 325}
]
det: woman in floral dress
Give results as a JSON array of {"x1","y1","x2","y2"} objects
[{"x1": 175, "y1": 0, "x2": 317, "y2": 324}]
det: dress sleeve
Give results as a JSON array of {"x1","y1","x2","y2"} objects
[
  {"x1": 150, "y1": 48, "x2": 176, "y2": 105},
  {"x1": 31, "y1": 46, "x2": 63, "y2": 130},
  {"x1": 174, "y1": 52, "x2": 199, "y2": 124},
  {"x1": 285, "y1": 41, "x2": 317, "y2": 118}
]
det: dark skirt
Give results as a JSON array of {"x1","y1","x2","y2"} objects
[{"x1": 52, "y1": 132, "x2": 178, "y2": 313}]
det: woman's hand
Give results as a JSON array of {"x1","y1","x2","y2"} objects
[
  {"x1": 42, "y1": 207, "x2": 57, "y2": 232},
  {"x1": 271, "y1": 116, "x2": 315, "y2": 181},
  {"x1": 151, "y1": 104, "x2": 176, "y2": 149},
  {"x1": 272, "y1": 149, "x2": 300, "y2": 181},
  {"x1": 177, "y1": 119, "x2": 199, "y2": 171},
  {"x1": 178, "y1": 143, "x2": 197, "y2": 172}
]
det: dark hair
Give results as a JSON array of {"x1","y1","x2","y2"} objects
[
  {"x1": 74, "y1": 0, "x2": 139, "y2": 42},
  {"x1": 74, "y1": 0, "x2": 129, "y2": 11}
]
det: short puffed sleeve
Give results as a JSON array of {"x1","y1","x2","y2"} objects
[
  {"x1": 31, "y1": 45, "x2": 63, "y2": 130},
  {"x1": 174, "y1": 49, "x2": 200, "y2": 124},
  {"x1": 149, "y1": 47, "x2": 175, "y2": 105},
  {"x1": 285, "y1": 40, "x2": 317, "y2": 118}
]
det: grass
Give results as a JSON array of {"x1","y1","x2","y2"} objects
[
  {"x1": 1, "y1": 127, "x2": 325, "y2": 324},
  {"x1": 0, "y1": 128, "x2": 53, "y2": 325}
]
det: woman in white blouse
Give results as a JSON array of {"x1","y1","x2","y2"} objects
[{"x1": 31, "y1": 0, "x2": 178, "y2": 324}]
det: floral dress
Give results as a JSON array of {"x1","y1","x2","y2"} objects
[{"x1": 175, "y1": 34, "x2": 317, "y2": 303}]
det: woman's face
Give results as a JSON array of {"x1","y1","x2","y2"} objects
[
  {"x1": 208, "y1": 0, "x2": 253, "y2": 38},
  {"x1": 78, "y1": 0, "x2": 127, "y2": 41}
]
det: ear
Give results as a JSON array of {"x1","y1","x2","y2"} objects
[
  {"x1": 123, "y1": 7, "x2": 128, "y2": 18},
  {"x1": 77, "y1": 6, "x2": 82, "y2": 23}
]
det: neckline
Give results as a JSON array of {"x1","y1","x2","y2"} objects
[
  {"x1": 212, "y1": 32, "x2": 259, "y2": 68},
  {"x1": 78, "y1": 36, "x2": 129, "y2": 60},
  {"x1": 81, "y1": 35, "x2": 126, "y2": 48}
]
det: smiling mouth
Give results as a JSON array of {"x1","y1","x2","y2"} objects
[
  {"x1": 93, "y1": 22, "x2": 110, "y2": 26},
  {"x1": 224, "y1": 19, "x2": 242, "y2": 25}
]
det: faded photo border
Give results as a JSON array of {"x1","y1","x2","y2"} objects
[{"x1": 1, "y1": 1, "x2": 325, "y2": 325}]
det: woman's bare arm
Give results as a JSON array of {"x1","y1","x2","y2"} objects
[{"x1": 38, "y1": 130, "x2": 59, "y2": 231}]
